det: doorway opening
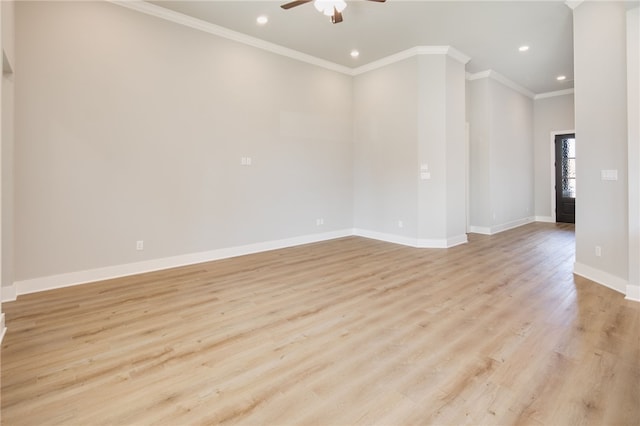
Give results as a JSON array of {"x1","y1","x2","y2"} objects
[{"x1": 554, "y1": 133, "x2": 576, "y2": 223}]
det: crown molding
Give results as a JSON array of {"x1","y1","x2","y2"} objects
[
  {"x1": 109, "y1": 0, "x2": 353, "y2": 75},
  {"x1": 466, "y1": 70, "x2": 535, "y2": 99},
  {"x1": 534, "y1": 88, "x2": 575, "y2": 100},
  {"x1": 466, "y1": 70, "x2": 492, "y2": 81},
  {"x1": 351, "y1": 46, "x2": 471, "y2": 76},
  {"x1": 110, "y1": 1, "x2": 470, "y2": 78},
  {"x1": 565, "y1": 1, "x2": 584, "y2": 11}
]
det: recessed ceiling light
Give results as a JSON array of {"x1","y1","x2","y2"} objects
[
  {"x1": 350, "y1": 50, "x2": 360, "y2": 58},
  {"x1": 519, "y1": 45, "x2": 529, "y2": 52},
  {"x1": 557, "y1": 75, "x2": 567, "y2": 81},
  {"x1": 256, "y1": 15, "x2": 268, "y2": 25}
]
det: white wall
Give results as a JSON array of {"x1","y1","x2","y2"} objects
[
  {"x1": 14, "y1": 1, "x2": 353, "y2": 283},
  {"x1": 627, "y1": 7, "x2": 639, "y2": 300},
  {"x1": 533, "y1": 93, "x2": 574, "y2": 221},
  {"x1": 1, "y1": 0, "x2": 15, "y2": 339},
  {"x1": 466, "y1": 78, "x2": 491, "y2": 228},
  {"x1": 443, "y1": 56, "x2": 467, "y2": 241},
  {"x1": 573, "y1": 1, "x2": 629, "y2": 293},
  {"x1": 467, "y1": 74, "x2": 534, "y2": 234},
  {"x1": 14, "y1": 0, "x2": 632, "y2": 303},
  {"x1": 417, "y1": 55, "x2": 447, "y2": 241},
  {"x1": 353, "y1": 53, "x2": 467, "y2": 247},
  {"x1": 417, "y1": 54, "x2": 467, "y2": 244},
  {"x1": 489, "y1": 79, "x2": 534, "y2": 229},
  {"x1": 353, "y1": 57, "x2": 420, "y2": 240}
]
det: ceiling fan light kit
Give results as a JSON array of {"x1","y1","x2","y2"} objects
[
  {"x1": 281, "y1": 0, "x2": 386, "y2": 24},
  {"x1": 314, "y1": 0, "x2": 346, "y2": 16}
]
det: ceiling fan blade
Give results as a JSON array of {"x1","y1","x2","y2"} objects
[
  {"x1": 365, "y1": 0, "x2": 386, "y2": 2},
  {"x1": 331, "y1": 8, "x2": 343, "y2": 24},
  {"x1": 281, "y1": 0, "x2": 312, "y2": 10}
]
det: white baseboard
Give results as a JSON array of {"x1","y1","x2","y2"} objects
[
  {"x1": 468, "y1": 225, "x2": 491, "y2": 235},
  {"x1": 443, "y1": 234, "x2": 469, "y2": 248},
  {"x1": 625, "y1": 285, "x2": 640, "y2": 302},
  {"x1": 491, "y1": 217, "x2": 535, "y2": 234},
  {"x1": 1, "y1": 313, "x2": 6, "y2": 344},
  {"x1": 573, "y1": 262, "x2": 628, "y2": 295},
  {"x1": 0, "y1": 283, "x2": 17, "y2": 303},
  {"x1": 1, "y1": 285, "x2": 17, "y2": 302},
  {"x1": 469, "y1": 217, "x2": 534, "y2": 235},
  {"x1": 535, "y1": 216, "x2": 555, "y2": 223},
  {"x1": 8, "y1": 229, "x2": 352, "y2": 302},
  {"x1": 353, "y1": 229, "x2": 467, "y2": 249}
]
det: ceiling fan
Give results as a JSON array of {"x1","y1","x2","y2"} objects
[{"x1": 281, "y1": 0, "x2": 386, "y2": 24}]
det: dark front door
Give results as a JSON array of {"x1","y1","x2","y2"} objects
[{"x1": 555, "y1": 133, "x2": 576, "y2": 223}]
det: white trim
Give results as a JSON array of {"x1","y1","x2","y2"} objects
[
  {"x1": 353, "y1": 229, "x2": 428, "y2": 248},
  {"x1": 6, "y1": 228, "x2": 471, "y2": 301},
  {"x1": 11, "y1": 229, "x2": 352, "y2": 299},
  {"x1": 627, "y1": 7, "x2": 640, "y2": 304},
  {"x1": 625, "y1": 285, "x2": 640, "y2": 302},
  {"x1": 466, "y1": 70, "x2": 491, "y2": 81},
  {"x1": 353, "y1": 229, "x2": 467, "y2": 248},
  {"x1": 534, "y1": 89, "x2": 575, "y2": 100},
  {"x1": 112, "y1": 0, "x2": 573, "y2": 101},
  {"x1": 468, "y1": 217, "x2": 535, "y2": 235},
  {"x1": 110, "y1": 1, "x2": 471, "y2": 79},
  {"x1": 466, "y1": 70, "x2": 535, "y2": 99},
  {"x1": 443, "y1": 234, "x2": 469, "y2": 248},
  {"x1": 110, "y1": 0, "x2": 352, "y2": 75},
  {"x1": 565, "y1": 1, "x2": 584, "y2": 11},
  {"x1": 352, "y1": 46, "x2": 470, "y2": 76},
  {"x1": 574, "y1": 262, "x2": 628, "y2": 295},
  {"x1": 0, "y1": 313, "x2": 5, "y2": 344},
  {"x1": 535, "y1": 216, "x2": 555, "y2": 223},
  {"x1": 1, "y1": 284, "x2": 16, "y2": 302},
  {"x1": 490, "y1": 217, "x2": 535, "y2": 234},
  {"x1": 468, "y1": 226, "x2": 491, "y2": 235},
  {"x1": 465, "y1": 122, "x2": 471, "y2": 233}
]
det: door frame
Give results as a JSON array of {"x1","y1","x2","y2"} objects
[{"x1": 550, "y1": 130, "x2": 575, "y2": 223}]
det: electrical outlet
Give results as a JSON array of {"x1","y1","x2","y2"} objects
[
  {"x1": 136, "y1": 240, "x2": 144, "y2": 251},
  {"x1": 316, "y1": 218, "x2": 324, "y2": 226},
  {"x1": 595, "y1": 246, "x2": 601, "y2": 257},
  {"x1": 398, "y1": 220, "x2": 404, "y2": 228}
]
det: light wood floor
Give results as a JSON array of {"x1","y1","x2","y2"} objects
[{"x1": 1, "y1": 223, "x2": 639, "y2": 425}]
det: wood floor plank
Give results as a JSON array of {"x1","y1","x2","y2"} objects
[{"x1": 2, "y1": 222, "x2": 639, "y2": 425}]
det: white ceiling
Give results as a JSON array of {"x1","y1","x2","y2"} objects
[{"x1": 148, "y1": 0, "x2": 576, "y2": 95}]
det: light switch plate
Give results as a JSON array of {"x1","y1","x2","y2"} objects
[{"x1": 601, "y1": 169, "x2": 618, "y2": 181}]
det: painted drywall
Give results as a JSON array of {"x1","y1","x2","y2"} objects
[
  {"x1": 2, "y1": 70, "x2": 13, "y2": 291},
  {"x1": 573, "y1": 1, "x2": 629, "y2": 292},
  {"x1": 353, "y1": 53, "x2": 467, "y2": 246},
  {"x1": 2, "y1": 0, "x2": 14, "y2": 293},
  {"x1": 489, "y1": 78, "x2": 534, "y2": 229},
  {"x1": 417, "y1": 55, "x2": 447, "y2": 241},
  {"x1": 444, "y1": 56, "x2": 467, "y2": 241},
  {"x1": 628, "y1": 7, "x2": 639, "y2": 300},
  {"x1": 416, "y1": 55, "x2": 466, "y2": 242},
  {"x1": 466, "y1": 78, "x2": 491, "y2": 229},
  {"x1": 1, "y1": 0, "x2": 13, "y2": 67},
  {"x1": 14, "y1": 1, "x2": 353, "y2": 281},
  {"x1": 353, "y1": 57, "x2": 420, "y2": 239},
  {"x1": 1, "y1": 0, "x2": 15, "y2": 339},
  {"x1": 466, "y1": 74, "x2": 534, "y2": 234},
  {"x1": 533, "y1": 94, "x2": 574, "y2": 220}
]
